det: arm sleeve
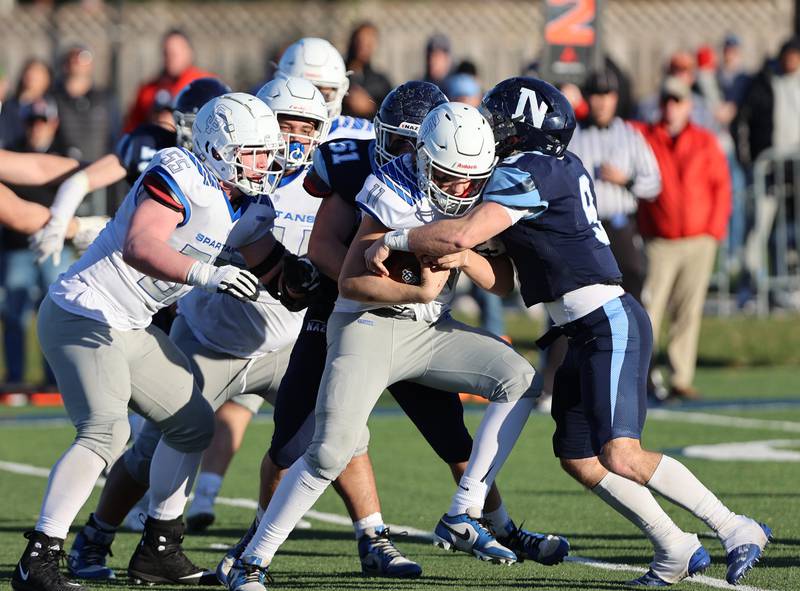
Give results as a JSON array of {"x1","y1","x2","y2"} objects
[{"x1": 628, "y1": 125, "x2": 662, "y2": 200}]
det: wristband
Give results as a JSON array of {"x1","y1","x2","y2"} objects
[{"x1": 383, "y1": 228, "x2": 411, "y2": 252}]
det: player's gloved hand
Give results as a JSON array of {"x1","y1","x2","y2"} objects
[
  {"x1": 186, "y1": 261, "x2": 259, "y2": 302},
  {"x1": 29, "y1": 214, "x2": 70, "y2": 266},
  {"x1": 71, "y1": 215, "x2": 110, "y2": 256},
  {"x1": 277, "y1": 254, "x2": 320, "y2": 312},
  {"x1": 364, "y1": 236, "x2": 392, "y2": 276}
]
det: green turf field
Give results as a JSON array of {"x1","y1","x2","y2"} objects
[
  {"x1": 1, "y1": 399, "x2": 798, "y2": 591},
  {"x1": 1, "y1": 313, "x2": 799, "y2": 589}
]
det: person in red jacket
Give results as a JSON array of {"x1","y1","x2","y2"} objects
[
  {"x1": 633, "y1": 76, "x2": 731, "y2": 400},
  {"x1": 123, "y1": 29, "x2": 214, "y2": 133}
]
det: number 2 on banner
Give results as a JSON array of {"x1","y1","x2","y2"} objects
[
  {"x1": 579, "y1": 174, "x2": 610, "y2": 245},
  {"x1": 545, "y1": 0, "x2": 596, "y2": 46}
]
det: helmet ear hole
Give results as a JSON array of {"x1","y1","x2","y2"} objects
[{"x1": 211, "y1": 147, "x2": 221, "y2": 161}]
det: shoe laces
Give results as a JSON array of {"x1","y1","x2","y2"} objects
[
  {"x1": 30, "y1": 537, "x2": 73, "y2": 587},
  {"x1": 511, "y1": 522, "x2": 544, "y2": 552},
  {"x1": 240, "y1": 562, "x2": 273, "y2": 586},
  {"x1": 152, "y1": 531, "x2": 203, "y2": 573},
  {"x1": 81, "y1": 534, "x2": 113, "y2": 565},
  {"x1": 367, "y1": 528, "x2": 406, "y2": 560}
]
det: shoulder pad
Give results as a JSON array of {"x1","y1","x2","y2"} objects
[{"x1": 144, "y1": 147, "x2": 221, "y2": 209}]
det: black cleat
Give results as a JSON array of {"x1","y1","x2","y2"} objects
[
  {"x1": 127, "y1": 516, "x2": 210, "y2": 585},
  {"x1": 12, "y1": 531, "x2": 85, "y2": 591}
]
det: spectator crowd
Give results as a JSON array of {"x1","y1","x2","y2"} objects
[{"x1": 0, "y1": 24, "x2": 798, "y2": 402}]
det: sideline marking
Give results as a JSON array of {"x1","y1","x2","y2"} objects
[{"x1": 0, "y1": 460, "x2": 778, "y2": 591}]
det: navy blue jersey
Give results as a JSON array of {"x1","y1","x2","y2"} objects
[
  {"x1": 483, "y1": 150, "x2": 622, "y2": 306},
  {"x1": 114, "y1": 123, "x2": 177, "y2": 186},
  {"x1": 303, "y1": 137, "x2": 377, "y2": 306}
]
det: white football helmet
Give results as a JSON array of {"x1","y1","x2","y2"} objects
[
  {"x1": 277, "y1": 37, "x2": 349, "y2": 119},
  {"x1": 256, "y1": 76, "x2": 330, "y2": 171},
  {"x1": 192, "y1": 92, "x2": 285, "y2": 196},
  {"x1": 416, "y1": 102, "x2": 497, "y2": 217}
]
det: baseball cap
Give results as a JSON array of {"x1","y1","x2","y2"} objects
[
  {"x1": 443, "y1": 73, "x2": 481, "y2": 100},
  {"x1": 23, "y1": 97, "x2": 58, "y2": 122},
  {"x1": 660, "y1": 76, "x2": 692, "y2": 101},
  {"x1": 153, "y1": 88, "x2": 174, "y2": 112},
  {"x1": 584, "y1": 69, "x2": 620, "y2": 95},
  {"x1": 723, "y1": 34, "x2": 741, "y2": 49},
  {"x1": 426, "y1": 33, "x2": 451, "y2": 54}
]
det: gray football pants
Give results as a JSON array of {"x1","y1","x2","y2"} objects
[
  {"x1": 307, "y1": 311, "x2": 538, "y2": 480},
  {"x1": 37, "y1": 296, "x2": 215, "y2": 467},
  {"x1": 124, "y1": 314, "x2": 293, "y2": 484}
]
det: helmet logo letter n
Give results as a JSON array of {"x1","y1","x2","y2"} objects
[{"x1": 513, "y1": 88, "x2": 548, "y2": 129}]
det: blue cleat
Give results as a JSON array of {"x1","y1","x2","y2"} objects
[
  {"x1": 217, "y1": 518, "x2": 258, "y2": 585},
  {"x1": 226, "y1": 555, "x2": 271, "y2": 591},
  {"x1": 67, "y1": 515, "x2": 116, "y2": 580},
  {"x1": 433, "y1": 511, "x2": 517, "y2": 565},
  {"x1": 358, "y1": 526, "x2": 421, "y2": 578},
  {"x1": 498, "y1": 521, "x2": 570, "y2": 565},
  {"x1": 627, "y1": 542, "x2": 711, "y2": 586},
  {"x1": 725, "y1": 522, "x2": 772, "y2": 585}
]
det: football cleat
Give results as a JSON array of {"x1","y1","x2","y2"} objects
[
  {"x1": 12, "y1": 531, "x2": 85, "y2": 591},
  {"x1": 433, "y1": 511, "x2": 517, "y2": 565},
  {"x1": 357, "y1": 526, "x2": 422, "y2": 578},
  {"x1": 226, "y1": 555, "x2": 271, "y2": 591},
  {"x1": 626, "y1": 535, "x2": 710, "y2": 586},
  {"x1": 497, "y1": 521, "x2": 569, "y2": 565},
  {"x1": 127, "y1": 516, "x2": 210, "y2": 585},
  {"x1": 67, "y1": 515, "x2": 116, "y2": 580},
  {"x1": 723, "y1": 519, "x2": 772, "y2": 585},
  {"x1": 217, "y1": 517, "x2": 258, "y2": 585}
]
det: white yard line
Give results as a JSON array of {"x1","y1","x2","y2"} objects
[
  {"x1": 648, "y1": 408, "x2": 800, "y2": 433},
  {"x1": 0, "y1": 460, "x2": 780, "y2": 591}
]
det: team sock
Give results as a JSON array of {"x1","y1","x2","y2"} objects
[
  {"x1": 147, "y1": 441, "x2": 202, "y2": 521},
  {"x1": 448, "y1": 397, "x2": 535, "y2": 516},
  {"x1": 593, "y1": 471, "x2": 688, "y2": 552},
  {"x1": 353, "y1": 512, "x2": 384, "y2": 540},
  {"x1": 646, "y1": 455, "x2": 737, "y2": 537},
  {"x1": 244, "y1": 457, "x2": 330, "y2": 562},
  {"x1": 37, "y1": 444, "x2": 106, "y2": 539}
]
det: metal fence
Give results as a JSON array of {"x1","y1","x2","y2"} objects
[
  {"x1": 0, "y1": 0, "x2": 794, "y2": 114},
  {"x1": 748, "y1": 149, "x2": 800, "y2": 315}
]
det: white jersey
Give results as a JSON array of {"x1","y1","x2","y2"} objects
[
  {"x1": 49, "y1": 147, "x2": 248, "y2": 331},
  {"x1": 327, "y1": 115, "x2": 374, "y2": 142},
  {"x1": 336, "y1": 154, "x2": 458, "y2": 323},
  {"x1": 178, "y1": 167, "x2": 319, "y2": 358}
]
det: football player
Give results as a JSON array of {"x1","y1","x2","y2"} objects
[
  {"x1": 29, "y1": 77, "x2": 231, "y2": 266},
  {"x1": 11, "y1": 93, "x2": 284, "y2": 591},
  {"x1": 276, "y1": 37, "x2": 374, "y2": 141},
  {"x1": 224, "y1": 102, "x2": 546, "y2": 591},
  {"x1": 186, "y1": 37, "x2": 373, "y2": 530},
  {"x1": 366, "y1": 77, "x2": 772, "y2": 587},
  {"x1": 218, "y1": 82, "x2": 568, "y2": 584}
]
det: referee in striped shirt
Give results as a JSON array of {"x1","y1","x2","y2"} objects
[{"x1": 571, "y1": 70, "x2": 662, "y2": 301}]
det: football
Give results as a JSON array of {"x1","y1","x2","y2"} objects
[{"x1": 384, "y1": 251, "x2": 421, "y2": 286}]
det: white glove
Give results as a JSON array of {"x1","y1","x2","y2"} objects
[
  {"x1": 29, "y1": 215, "x2": 70, "y2": 266},
  {"x1": 71, "y1": 215, "x2": 110, "y2": 255},
  {"x1": 186, "y1": 261, "x2": 259, "y2": 302}
]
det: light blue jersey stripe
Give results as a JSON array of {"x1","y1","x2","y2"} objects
[{"x1": 603, "y1": 297, "x2": 628, "y2": 424}]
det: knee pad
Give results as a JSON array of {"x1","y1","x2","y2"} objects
[
  {"x1": 306, "y1": 439, "x2": 355, "y2": 481},
  {"x1": 74, "y1": 417, "x2": 131, "y2": 467},
  {"x1": 492, "y1": 352, "x2": 538, "y2": 402},
  {"x1": 157, "y1": 396, "x2": 215, "y2": 453}
]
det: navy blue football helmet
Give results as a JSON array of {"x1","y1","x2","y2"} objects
[
  {"x1": 173, "y1": 77, "x2": 232, "y2": 149},
  {"x1": 374, "y1": 81, "x2": 448, "y2": 166},
  {"x1": 480, "y1": 77, "x2": 575, "y2": 159}
]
